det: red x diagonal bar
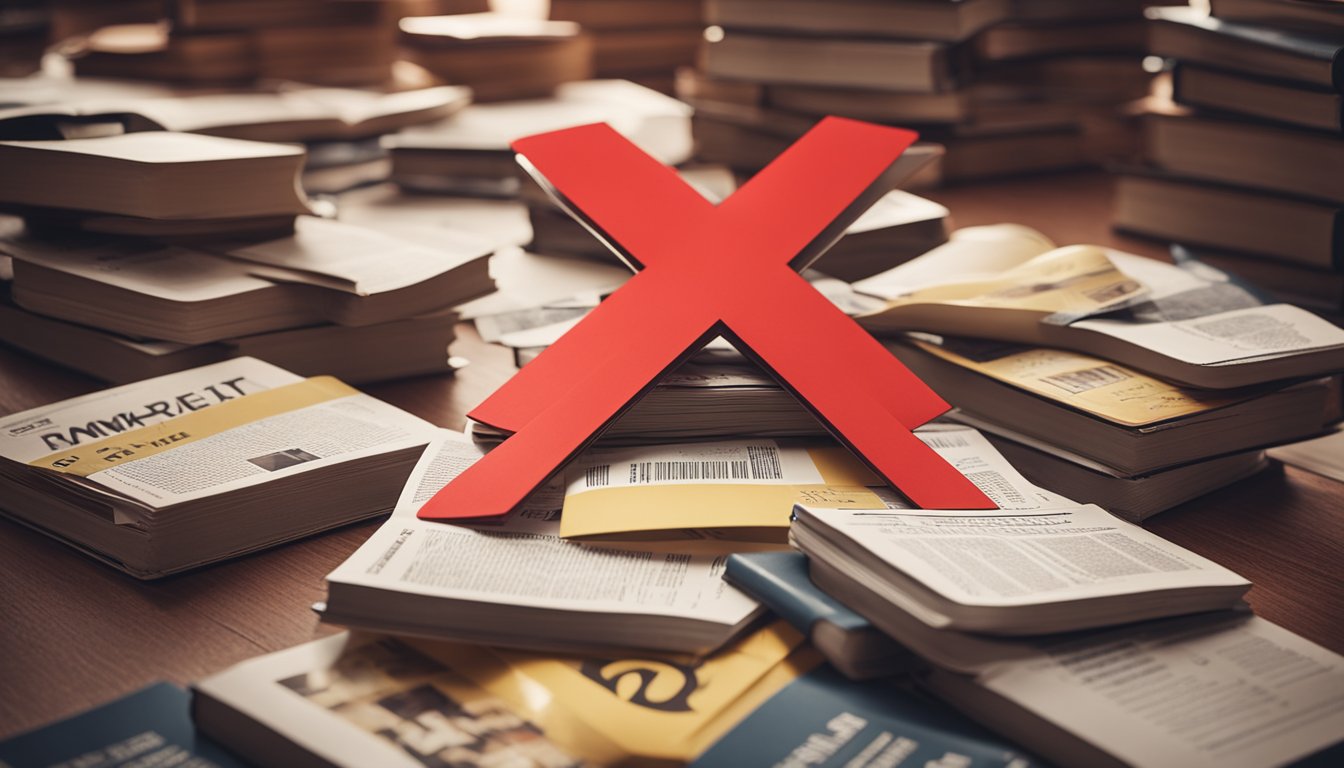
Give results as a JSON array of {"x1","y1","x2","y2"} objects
[{"x1": 419, "y1": 116, "x2": 995, "y2": 521}]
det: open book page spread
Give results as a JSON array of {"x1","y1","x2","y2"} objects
[
  {"x1": 326, "y1": 431, "x2": 760, "y2": 623},
  {"x1": 2, "y1": 358, "x2": 434, "y2": 509},
  {"x1": 968, "y1": 615, "x2": 1344, "y2": 768}
]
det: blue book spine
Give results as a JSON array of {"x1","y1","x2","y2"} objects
[{"x1": 725, "y1": 550, "x2": 870, "y2": 633}]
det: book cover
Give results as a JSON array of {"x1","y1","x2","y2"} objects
[
  {"x1": 0, "y1": 682, "x2": 244, "y2": 768},
  {"x1": 691, "y1": 665, "x2": 1038, "y2": 767}
]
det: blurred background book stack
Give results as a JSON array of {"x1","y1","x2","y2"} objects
[
  {"x1": 548, "y1": 0, "x2": 705, "y2": 93},
  {"x1": 1115, "y1": 1, "x2": 1344, "y2": 318},
  {"x1": 685, "y1": 0, "x2": 1175, "y2": 182}
]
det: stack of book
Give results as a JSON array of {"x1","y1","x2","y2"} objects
[
  {"x1": 398, "y1": 12, "x2": 594, "y2": 102},
  {"x1": 688, "y1": 0, "x2": 1159, "y2": 180},
  {"x1": 0, "y1": 129, "x2": 495, "y2": 383},
  {"x1": 549, "y1": 0, "x2": 705, "y2": 94},
  {"x1": 1115, "y1": 3, "x2": 1344, "y2": 315},
  {"x1": 0, "y1": 2, "x2": 48, "y2": 77},
  {"x1": 66, "y1": 0, "x2": 450, "y2": 87},
  {"x1": 854, "y1": 222, "x2": 1344, "y2": 520}
]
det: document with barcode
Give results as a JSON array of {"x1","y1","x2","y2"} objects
[
  {"x1": 325, "y1": 430, "x2": 760, "y2": 623},
  {"x1": 557, "y1": 426, "x2": 1069, "y2": 541}
]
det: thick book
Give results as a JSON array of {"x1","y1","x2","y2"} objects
[
  {"x1": 550, "y1": 0, "x2": 704, "y2": 30},
  {"x1": 887, "y1": 334, "x2": 1337, "y2": 476},
  {"x1": 792, "y1": 499, "x2": 1252, "y2": 636},
  {"x1": 972, "y1": 420, "x2": 1271, "y2": 521},
  {"x1": 705, "y1": 0, "x2": 1013, "y2": 42},
  {"x1": 857, "y1": 223, "x2": 1344, "y2": 389},
  {"x1": 725, "y1": 551, "x2": 912, "y2": 680},
  {"x1": 385, "y1": 78, "x2": 691, "y2": 195},
  {"x1": 1114, "y1": 171, "x2": 1344, "y2": 269},
  {"x1": 0, "y1": 682, "x2": 244, "y2": 768},
  {"x1": 0, "y1": 283, "x2": 460, "y2": 385},
  {"x1": 1173, "y1": 61, "x2": 1344, "y2": 134},
  {"x1": 1210, "y1": 0, "x2": 1344, "y2": 33},
  {"x1": 1147, "y1": 5, "x2": 1344, "y2": 92},
  {"x1": 921, "y1": 613, "x2": 1344, "y2": 768},
  {"x1": 0, "y1": 357, "x2": 436, "y2": 578},
  {"x1": 195, "y1": 623, "x2": 813, "y2": 767},
  {"x1": 0, "y1": 131, "x2": 311, "y2": 221},
  {"x1": 399, "y1": 13, "x2": 593, "y2": 102},
  {"x1": 702, "y1": 29, "x2": 963, "y2": 93},
  {"x1": 0, "y1": 84, "x2": 471, "y2": 144},
  {"x1": 692, "y1": 665, "x2": 1040, "y2": 767},
  {"x1": 2, "y1": 216, "x2": 494, "y2": 344},
  {"x1": 320, "y1": 431, "x2": 763, "y2": 655},
  {"x1": 1144, "y1": 111, "x2": 1344, "y2": 205}
]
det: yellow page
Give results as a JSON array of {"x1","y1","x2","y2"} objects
[
  {"x1": 560, "y1": 440, "x2": 885, "y2": 540},
  {"x1": 865, "y1": 244, "x2": 1145, "y2": 323},
  {"x1": 914, "y1": 339, "x2": 1250, "y2": 427},
  {"x1": 416, "y1": 621, "x2": 816, "y2": 765}
]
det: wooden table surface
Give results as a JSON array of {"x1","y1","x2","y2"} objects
[{"x1": 2, "y1": 171, "x2": 1342, "y2": 740}]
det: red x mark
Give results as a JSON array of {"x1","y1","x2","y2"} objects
[{"x1": 419, "y1": 116, "x2": 995, "y2": 521}]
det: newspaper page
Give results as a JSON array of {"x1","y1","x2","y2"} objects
[
  {"x1": 7, "y1": 358, "x2": 436, "y2": 510},
  {"x1": 796, "y1": 503, "x2": 1248, "y2": 611},
  {"x1": 969, "y1": 614, "x2": 1344, "y2": 768},
  {"x1": 325, "y1": 431, "x2": 760, "y2": 624},
  {"x1": 0, "y1": 357, "x2": 299, "y2": 464},
  {"x1": 1071, "y1": 303, "x2": 1344, "y2": 366},
  {"x1": 559, "y1": 426, "x2": 1068, "y2": 539}
]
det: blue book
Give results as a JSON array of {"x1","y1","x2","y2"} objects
[
  {"x1": 692, "y1": 665, "x2": 1039, "y2": 768},
  {"x1": 725, "y1": 551, "x2": 912, "y2": 679},
  {"x1": 0, "y1": 682, "x2": 244, "y2": 768}
]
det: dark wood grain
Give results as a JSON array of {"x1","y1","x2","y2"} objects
[{"x1": 1, "y1": 171, "x2": 1340, "y2": 740}]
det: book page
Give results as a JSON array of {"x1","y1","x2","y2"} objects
[
  {"x1": 0, "y1": 131, "x2": 304, "y2": 163},
  {"x1": 0, "y1": 357, "x2": 300, "y2": 464},
  {"x1": 800, "y1": 504, "x2": 1248, "y2": 610},
  {"x1": 327, "y1": 433, "x2": 759, "y2": 624},
  {"x1": 862, "y1": 244, "x2": 1147, "y2": 327},
  {"x1": 852, "y1": 224, "x2": 1055, "y2": 300},
  {"x1": 1, "y1": 234, "x2": 276, "y2": 301},
  {"x1": 974, "y1": 615, "x2": 1344, "y2": 768},
  {"x1": 1072, "y1": 303, "x2": 1344, "y2": 365},
  {"x1": 217, "y1": 217, "x2": 492, "y2": 295},
  {"x1": 1267, "y1": 429, "x2": 1344, "y2": 482}
]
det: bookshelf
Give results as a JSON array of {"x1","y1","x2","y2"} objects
[{"x1": 1, "y1": 169, "x2": 1341, "y2": 741}]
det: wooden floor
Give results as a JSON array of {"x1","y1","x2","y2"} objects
[{"x1": 2, "y1": 171, "x2": 1341, "y2": 739}]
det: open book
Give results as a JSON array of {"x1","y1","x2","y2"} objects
[
  {"x1": 0, "y1": 357, "x2": 436, "y2": 578},
  {"x1": 857, "y1": 224, "x2": 1344, "y2": 388},
  {"x1": 320, "y1": 431, "x2": 763, "y2": 655}
]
